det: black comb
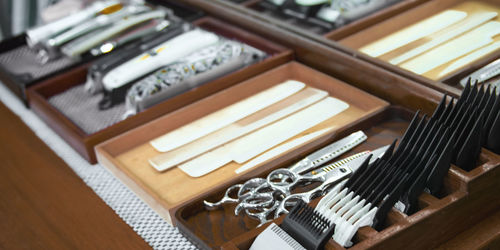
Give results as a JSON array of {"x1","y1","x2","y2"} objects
[{"x1": 281, "y1": 200, "x2": 335, "y2": 250}]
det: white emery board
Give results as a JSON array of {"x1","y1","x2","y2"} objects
[
  {"x1": 179, "y1": 97, "x2": 349, "y2": 177},
  {"x1": 400, "y1": 21, "x2": 500, "y2": 75},
  {"x1": 360, "y1": 10, "x2": 467, "y2": 57},
  {"x1": 389, "y1": 12, "x2": 497, "y2": 65},
  {"x1": 149, "y1": 87, "x2": 328, "y2": 171},
  {"x1": 149, "y1": 80, "x2": 306, "y2": 152}
]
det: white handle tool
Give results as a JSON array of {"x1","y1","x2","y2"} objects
[{"x1": 150, "y1": 80, "x2": 306, "y2": 152}]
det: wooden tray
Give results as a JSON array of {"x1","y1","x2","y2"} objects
[
  {"x1": 27, "y1": 17, "x2": 292, "y2": 163},
  {"x1": 95, "y1": 61, "x2": 389, "y2": 225},
  {"x1": 0, "y1": 0, "x2": 204, "y2": 104},
  {"x1": 222, "y1": 0, "x2": 430, "y2": 39},
  {"x1": 339, "y1": 0, "x2": 500, "y2": 90},
  {"x1": 174, "y1": 105, "x2": 500, "y2": 249}
]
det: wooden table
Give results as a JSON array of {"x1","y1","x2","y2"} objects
[
  {"x1": 0, "y1": 99, "x2": 498, "y2": 249},
  {"x1": 0, "y1": 102, "x2": 150, "y2": 249}
]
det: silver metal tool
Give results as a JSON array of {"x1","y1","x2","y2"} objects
[
  {"x1": 460, "y1": 59, "x2": 500, "y2": 87},
  {"x1": 26, "y1": 0, "x2": 122, "y2": 48},
  {"x1": 122, "y1": 39, "x2": 267, "y2": 118}
]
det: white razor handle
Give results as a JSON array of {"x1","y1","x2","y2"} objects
[
  {"x1": 47, "y1": 5, "x2": 151, "y2": 47},
  {"x1": 102, "y1": 29, "x2": 220, "y2": 91},
  {"x1": 61, "y1": 9, "x2": 168, "y2": 58},
  {"x1": 26, "y1": 0, "x2": 121, "y2": 48}
]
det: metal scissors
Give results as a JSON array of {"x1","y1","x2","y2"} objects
[{"x1": 274, "y1": 146, "x2": 390, "y2": 217}]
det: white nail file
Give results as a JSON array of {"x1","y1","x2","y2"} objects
[
  {"x1": 231, "y1": 97, "x2": 349, "y2": 164},
  {"x1": 360, "y1": 10, "x2": 467, "y2": 57},
  {"x1": 178, "y1": 97, "x2": 349, "y2": 177},
  {"x1": 149, "y1": 87, "x2": 327, "y2": 171},
  {"x1": 438, "y1": 41, "x2": 500, "y2": 78},
  {"x1": 389, "y1": 12, "x2": 497, "y2": 65},
  {"x1": 150, "y1": 80, "x2": 306, "y2": 152},
  {"x1": 102, "y1": 29, "x2": 220, "y2": 91},
  {"x1": 401, "y1": 21, "x2": 500, "y2": 75},
  {"x1": 234, "y1": 127, "x2": 332, "y2": 174}
]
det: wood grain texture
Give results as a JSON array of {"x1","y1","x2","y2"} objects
[{"x1": 0, "y1": 102, "x2": 150, "y2": 249}]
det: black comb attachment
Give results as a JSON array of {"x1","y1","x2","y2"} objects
[
  {"x1": 430, "y1": 82, "x2": 500, "y2": 169},
  {"x1": 281, "y1": 200, "x2": 335, "y2": 250}
]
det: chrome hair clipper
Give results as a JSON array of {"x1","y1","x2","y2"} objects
[
  {"x1": 96, "y1": 29, "x2": 220, "y2": 109},
  {"x1": 26, "y1": 0, "x2": 122, "y2": 49},
  {"x1": 122, "y1": 40, "x2": 267, "y2": 118},
  {"x1": 84, "y1": 22, "x2": 186, "y2": 94}
]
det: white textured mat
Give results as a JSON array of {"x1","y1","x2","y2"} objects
[{"x1": 0, "y1": 82, "x2": 197, "y2": 250}]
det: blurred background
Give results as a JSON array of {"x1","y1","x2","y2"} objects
[{"x1": 0, "y1": 0, "x2": 141, "y2": 40}]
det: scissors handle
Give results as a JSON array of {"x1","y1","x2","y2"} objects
[{"x1": 203, "y1": 184, "x2": 242, "y2": 210}]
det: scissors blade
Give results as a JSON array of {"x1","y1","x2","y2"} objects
[{"x1": 289, "y1": 131, "x2": 367, "y2": 174}]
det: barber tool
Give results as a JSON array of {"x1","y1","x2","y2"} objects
[
  {"x1": 26, "y1": 0, "x2": 122, "y2": 49},
  {"x1": 314, "y1": 0, "x2": 402, "y2": 27},
  {"x1": 460, "y1": 59, "x2": 500, "y2": 87},
  {"x1": 360, "y1": 10, "x2": 467, "y2": 57},
  {"x1": 97, "y1": 29, "x2": 219, "y2": 108},
  {"x1": 203, "y1": 131, "x2": 367, "y2": 209},
  {"x1": 389, "y1": 12, "x2": 497, "y2": 65},
  {"x1": 178, "y1": 97, "x2": 349, "y2": 177},
  {"x1": 233, "y1": 145, "x2": 389, "y2": 227},
  {"x1": 61, "y1": 9, "x2": 169, "y2": 59},
  {"x1": 433, "y1": 81, "x2": 500, "y2": 158},
  {"x1": 47, "y1": 5, "x2": 151, "y2": 48},
  {"x1": 315, "y1": 83, "x2": 499, "y2": 246},
  {"x1": 122, "y1": 40, "x2": 268, "y2": 118},
  {"x1": 439, "y1": 41, "x2": 500, "y2": 78},
  {"x1": 149, "y1": 87, "x2": 327, "y2": 171},
  {"x1": 400, "y1": 21, "x2": 500, "y2": 75},
  {"x1": 36, "y1": 4, "x2": 152, "y2": 63},
  {"x1": 150, "y1": 80, "x2": 306, "y2": 152},
  {"x1": 250, "y1": 223, "x2": 306, "y2": 250},
  {"x1": 90, "y1": 19, "x2": 171, "y2": 57},
  {"x1": 84, "y1": 22, "x2": 186, "y2": 94},
  {"x1": 251, "y1": 201, "x2": 334, "y2": 250},
  {"x1": 203, "y1": 131, "x2": 373, "y2": 227}
]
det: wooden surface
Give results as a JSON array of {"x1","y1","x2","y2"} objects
[
  {"x1": 0, "y1": 102, "x2": 150, "y2": 249},
  {"x1": 96, "y1": 61, "x2": 389, "y2": 225}
]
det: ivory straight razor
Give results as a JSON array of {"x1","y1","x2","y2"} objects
[
  {"x1": 389, "y1": 12, "x2": 497, "y2": 65},
  {"x1": 360, "y1": 10, "x2": 467, "y2": 57},
  {"x1": 178, "y1": 97, "x2": 349, "y2": 177},
  {"x1": 400, "y1": 21, "x2": 500, "y2": 75},
  {"x1": 149, "y1": 87, "x2": 327, "y2": 171},
  {"x1": 150, "y1": 80, "x2": 306, "y2": 152}
]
